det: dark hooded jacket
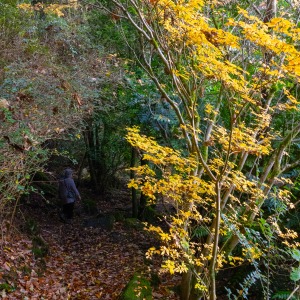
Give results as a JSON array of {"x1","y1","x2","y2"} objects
[{"x1": 58, "y1": 168, "x2": 80, "y2": 204}]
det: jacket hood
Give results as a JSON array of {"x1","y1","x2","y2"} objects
[{"x1": 64, "y1": 168, "x2": 73, "y2": 178}]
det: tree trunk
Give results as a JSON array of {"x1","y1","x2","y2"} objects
[
  {"x1": 138, "y1": 157, "x2": 149, "y2": 220},
  {"x1": 84, "y1": 122, "x2": 99, "y2": 193},
  {"x1": 263, "y1": 0, "x2": 277, "y2": 23},
  {"x1": 130, "y1": 147, "x2": 138, "y2": 218},
  {"x1": 77, "y1": 150, "x2": 87, "y2": 187},
  {"x1": 180, "y1": 270, "x2": 192, "y2": 300}
]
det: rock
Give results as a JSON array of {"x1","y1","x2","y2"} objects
[{"x1": 119, "y1": 273, "x2": 152, "y2": 300}]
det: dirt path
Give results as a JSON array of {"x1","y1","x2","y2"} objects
[{"x1": 0, "y1": 190, "x2": 180, "y2": 299}]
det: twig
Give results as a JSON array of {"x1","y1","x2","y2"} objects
[{"x1": 287, "y1": 285, "x2": 299, "y2": 300}]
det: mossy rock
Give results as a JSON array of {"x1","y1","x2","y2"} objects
[
  {"x1": 119, "y1": 273, "x2": 152, "y2": 300},
  {"x1": 124, "y1": 218, "x2": 144, "y2": 230}
]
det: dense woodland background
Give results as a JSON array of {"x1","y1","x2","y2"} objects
[{"x1": 1, "y1": 0, "x2": 300, "y2": 299}]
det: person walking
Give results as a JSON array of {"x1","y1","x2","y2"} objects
[{"x1": 58, "y1": 168, "x2": 81, "y2": 223}]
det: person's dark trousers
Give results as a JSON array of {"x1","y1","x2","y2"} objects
[{"x1": 62, "y1": 202, "x2": 75, "y2": 219}]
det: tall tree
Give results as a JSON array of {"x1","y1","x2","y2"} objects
[{"x1": 100, "y1": 0, "x2": 300, "y2": 299}]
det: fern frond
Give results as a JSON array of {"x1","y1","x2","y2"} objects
[
  {"x1": 272, "y1": 290, "x2": 294, "y2": 300},
  {"x1": 192, "y1": 225, "x2": 209, "y2": 239}
]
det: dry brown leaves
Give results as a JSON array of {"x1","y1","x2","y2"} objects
[{"x1": 0, "y1": 198, "x2": 180, "y2": 300}]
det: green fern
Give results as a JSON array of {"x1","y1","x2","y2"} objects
[
  {"x1": 225, "y1": 270, "x2": 261, "y2": 299},
  {"x1": 272, "y1": 291, "x2": 295, "y2": 300},
  {"x1": 192, "y1": 225, "x2": 209, "y2": 239}
]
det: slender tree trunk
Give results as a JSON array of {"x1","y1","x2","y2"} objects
[
  {"x1": 77, "y1": 150, "x2": 87, "y2": 187},
  {"x1": 209, "y1": 181, "x2": 221, "y2": 300},
  {"x1": 263, "y1": 0, "x2": 277, "y2": 63},
  {"x1": 84, "y1": 123, "x2": 99, "y2": 193},
  {"x1": 130, "y1": 147, "x2": 138, "y2": 218},
  {"x1": 138, "y1": 157, "x2": 149, "y2": 220}
]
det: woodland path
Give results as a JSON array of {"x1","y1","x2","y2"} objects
[{"x1": 0, "y1": 188, "x2": 180, "y2": 299}]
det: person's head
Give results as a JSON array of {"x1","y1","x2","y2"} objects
[{"x1": 64, "y1": 168, "x2": 73, "y2": 178}]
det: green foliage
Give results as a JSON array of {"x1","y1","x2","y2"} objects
[
  {"x1": 0, "y1": 0, "x2": 99, "y2": 216},
  {"x1": 290, "y1": 267, "x2": 300, "y2": 282},
  {"x1": 1, "y1": 0, "x2": 300, "y2": 298},
  {"x1": 290, "y1": 249, "x2": 300, "y2": 282},
  {"x1": 271, "y1": 249, "x2": 300, "y2": 299},
  {"x1": 272, "y1": 291, "x2": 296, "y2": 300},
  {"x1": 0, "y1": 283, "x2": 15, "y2": 293},
  {"x1": 225, "y1": 271, "x2": 261, "y2": 300},
  {"x1": 192, "y1": 226, "x2": 209, "y2": 239},
  {"x1": 107, "y1": 1, "x2": 300, "y2": 297},
  {"x1": 0, "y1": 1, "x2": 25, "y2": 40},
  {"x1": 87, "y1": 10, "x2": 137, "y2": 56},
  {"x1": 291, "y1": 249, "x2": 300, "y2": 262}
]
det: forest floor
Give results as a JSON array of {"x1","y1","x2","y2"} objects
[{"x1": 0, "y1": 186, "x2": 181, "y2": 299}]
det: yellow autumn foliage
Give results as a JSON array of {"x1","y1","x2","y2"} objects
[
  {"x1": 18, "y1": 2, "x2": 77, "y2": 17},
  {"x1": 117, "y1": 0, "x2": 300, "y2": 296}
]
